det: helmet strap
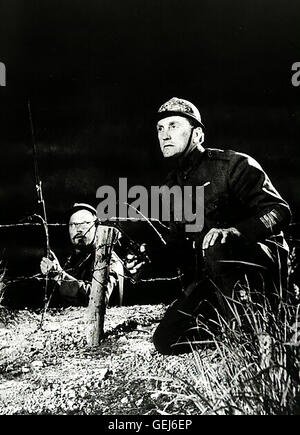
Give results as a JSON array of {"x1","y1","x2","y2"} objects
[{"x1": 182, "y1": 126, "x2": 196, "y2": 159}]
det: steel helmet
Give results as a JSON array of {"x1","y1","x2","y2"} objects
[{"x1": 156, "y1": 97, "x2": 204, "y2": 129}]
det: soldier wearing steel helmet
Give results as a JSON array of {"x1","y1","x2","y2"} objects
[{"x1": 129, "y1": 97, "x2": 292, "y2": 354}]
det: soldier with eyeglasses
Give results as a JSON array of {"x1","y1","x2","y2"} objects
[{"x1": 40, "y1": 203, "x2": 124, "y2": 307}]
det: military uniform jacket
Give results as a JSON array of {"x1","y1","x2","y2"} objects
[
  {"x1": 57, "y1": 249, "x2": 124, "y2": 306},
  {"x1": 163, "y1": 147, "x2": 291, "y2": 248}
]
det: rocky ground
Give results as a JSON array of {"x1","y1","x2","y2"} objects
[{"x1": 0, "y1": 304, "x2": 203, "y2": 415}]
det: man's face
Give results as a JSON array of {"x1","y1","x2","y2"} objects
[
  {"x1": 69, "y1": 210, "x2": 97, "y2": 249},
  {"x1": 157, "y1": 115, "x2": 193, "y2": 158}
]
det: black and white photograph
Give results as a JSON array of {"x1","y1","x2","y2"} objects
[{"x1": 0, "y1": 0, "x2": 299, "y2": 418}]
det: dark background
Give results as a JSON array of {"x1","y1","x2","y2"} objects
[{"x1": 0, "y1": 0, "x2": 299, "y2": 305}]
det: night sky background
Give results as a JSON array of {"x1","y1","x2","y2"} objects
[{"x1": 0, "y1": 0, "x2": 299, "y2": 305}]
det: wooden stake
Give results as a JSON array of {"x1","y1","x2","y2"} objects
[{"x1": 85, "y1": 225, "x2": 118, "y2": 346}]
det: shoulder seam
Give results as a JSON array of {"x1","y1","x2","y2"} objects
[{"x1": 206, "y1": 148, "x2": 233, "y2": 160}]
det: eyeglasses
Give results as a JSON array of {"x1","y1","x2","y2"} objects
[{"x1": 69, "y1": 221, "x2": 96, "y2": 229}]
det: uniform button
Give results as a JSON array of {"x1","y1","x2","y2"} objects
[{"x1": 208, "y1": 150, "x2": 212, "y2": 157}]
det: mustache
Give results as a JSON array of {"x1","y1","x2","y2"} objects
[{"x1": 73, "y1": 234, "x2": 87, "y2": 241}]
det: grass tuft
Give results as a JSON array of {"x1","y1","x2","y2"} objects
[{"x1": 172, "y1": 278, "x2": 300, "y2": 415}]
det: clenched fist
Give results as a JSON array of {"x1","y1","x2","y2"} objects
[
  {"x1": 125, "y1": 243, "x2": 147, "y2": 275},
  {"x1": 40, "y1": 250, "x2": 62, "y2": 276}
]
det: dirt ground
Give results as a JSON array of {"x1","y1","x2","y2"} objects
[{"x1": 0, "y1": 304, "x2": 201, "y2": 415}]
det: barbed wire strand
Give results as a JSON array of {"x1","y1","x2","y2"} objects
[{"x1": 0, "y1": 208, "x2": 181, "y2": 328}]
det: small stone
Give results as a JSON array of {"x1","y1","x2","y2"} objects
[
  {"x1": 44, "y1": 324, "x2": 59, "y2": 332},
  {"x1": 32, "y1": 360, "x2": 43, "y2": 369},
  {"x1": 68, "y1": 390, "x2": 76, "y2": 399},
  {"x1": 34, "y1": 342, "x2": 44, "y2": 350},
  {"x1": 98, "y1": 367, "x2": 109, "y2": 381}
]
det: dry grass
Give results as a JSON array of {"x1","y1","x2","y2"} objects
[
  {"x1": 0, "y1": 262, "x2": 6, "y2": 306},
  {"x1": 157, "y1": 280, "x2": 300, "y2": 415}
]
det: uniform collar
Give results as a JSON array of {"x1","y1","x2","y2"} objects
[{"x1": 178, "y1": 147, "x2": 206, "y2": 178}]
